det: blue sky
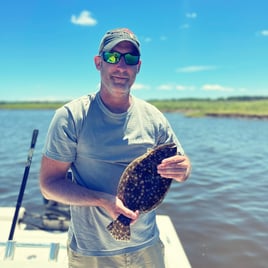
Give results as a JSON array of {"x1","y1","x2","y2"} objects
[{"x1": 1, "y1": 0, "x2": 268, "y2": 101}]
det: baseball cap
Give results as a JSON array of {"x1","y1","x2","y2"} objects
[{"x1": 98, "y1": 28, "x2": 140, "y2": 55}]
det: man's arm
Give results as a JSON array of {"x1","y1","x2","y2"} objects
[{"x1": 39, "y1": 155, "x2": 138, "y2": 220}]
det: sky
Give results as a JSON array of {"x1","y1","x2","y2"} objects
[{"x1": 1, "y1": 0, "x2": 268, "y2": 101}]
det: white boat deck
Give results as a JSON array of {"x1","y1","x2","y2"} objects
[{"x1": 0, "y1": 207, "x2": 191, "y2": 267}]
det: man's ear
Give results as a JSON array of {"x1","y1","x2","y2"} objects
[{"x1": 94, "y1": 56, "x2": 102, "y2": 70}]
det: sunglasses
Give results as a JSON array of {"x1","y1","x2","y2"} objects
[{"x1": 102, "y1": 51, "x2": 140, "y2": 65}]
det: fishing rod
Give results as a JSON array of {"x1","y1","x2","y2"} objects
[{"x1": 7, "y1": 129, "x2": 39, "y2": 241}]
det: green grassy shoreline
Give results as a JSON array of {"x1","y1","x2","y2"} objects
[
  {"x1": 149, "y1": 98, "x2": 268, "y2": 118},
  {"x1": 1, "y1": 97, "x2": 268, "y2": 119}
]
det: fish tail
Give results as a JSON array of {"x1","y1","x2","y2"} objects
[{"x1": 107, "y1": 214, "x2": 131, "y2": 241}]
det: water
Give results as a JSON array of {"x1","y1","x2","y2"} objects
[{"x1": 0, "y1": 110, "x2": 267, "y2": 268}]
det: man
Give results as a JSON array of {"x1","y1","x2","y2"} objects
[{"x1": 40, "y1": 28, "x2": 191, "y2": 268}]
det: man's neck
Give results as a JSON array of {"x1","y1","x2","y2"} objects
[{"x1": 99, "y1": 90, "x2": 132, "y2": 113}]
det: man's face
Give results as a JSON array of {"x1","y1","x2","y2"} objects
[{"x1": 95, "y1": 41, "x2": 141, "y2": 98}]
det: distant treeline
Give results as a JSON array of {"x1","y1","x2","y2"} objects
[
  {"x1": 1, "y1": 96, "x2": 268, "y2": 118},
  {"x1": 0, "y1": 101, "x2": 66, "y2": 110},
  {"x1": 149, "y1": 96, "x2": 268, "y2": 102},
  {"x1": 149, "y1": 96, "x2": 268, "y2": 118},
  {"x1": 221, "y1": 96, "x2": 268, "y2": 101}
]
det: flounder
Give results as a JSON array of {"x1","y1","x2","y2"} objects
[{"x1": 107, "y1": 142, "x2": 177, "y2": 241}]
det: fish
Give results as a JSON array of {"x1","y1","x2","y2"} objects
[{"x1": 107, "y1": 142, "x2": 178, "y2": 241}]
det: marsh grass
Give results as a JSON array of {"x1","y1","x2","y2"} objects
[
  {"x1": 149, "y1": 98, "x2": 268, "y2": 118},
  {"x1": 0, "y1": 101, "x2": 66, "y2": 110},
  {"x1": 1, "y1": 97, "x2": 268, "y2": 118}
]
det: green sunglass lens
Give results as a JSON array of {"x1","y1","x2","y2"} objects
[
  {"x1": 103, "y1": 52, "x2": 139, "y2": 65},
  {"x1": 104, "y1": 52, "x2": 120, "y2": 64},
  {"x1": 125, "y1": 54, "x2": 139, "y2": 65}
]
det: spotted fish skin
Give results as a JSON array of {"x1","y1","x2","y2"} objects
[{"x1": 107, "y1": 143, "x2": 177, "y2": 241}]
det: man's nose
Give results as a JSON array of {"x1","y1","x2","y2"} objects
[{"x1": 117, "y1": 56, "x2": 127, "y2": 67}]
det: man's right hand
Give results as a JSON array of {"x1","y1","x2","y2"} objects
[{"x1": 102, "y1": 195, "x2": 139, "y2": 223}]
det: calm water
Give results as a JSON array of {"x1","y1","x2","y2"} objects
[{"x1": 0, "y1": 110, "x2": 267, "y2": 268}]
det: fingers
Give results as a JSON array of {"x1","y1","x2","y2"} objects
[
  {"x1": 157, "y1": 155, "x2": 190, "y2": 182},
  {"x1": 113, "y1": 197, "x2": 139, "y2": 222},
  {"x1": 100, "y1": 194, "x2": 139, "y2": 223},
  {"x1": 130, "y1": 210, "x2": 139, "y2": 225},
  {"x1": 160, "y1": 154, "x2": 187, "y2": 165},
  {"x1": 122, "y1": 207, "x2": 139, "y2": 221},
  {"x1": 157, "y1": 166, "x2": 187, "y2": 182}
]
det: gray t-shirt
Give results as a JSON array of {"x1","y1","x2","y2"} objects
[{"x1": 43, "y1": 92, "x2": 184, "y2": 256}]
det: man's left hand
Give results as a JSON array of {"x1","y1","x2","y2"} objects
[{"x1": 157, "y1": 154, "x2": 191, "y2": 182}]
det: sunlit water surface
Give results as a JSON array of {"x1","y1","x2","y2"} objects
[{"x1": 0, "y1": 110, "x2": 267, "y2": 268}]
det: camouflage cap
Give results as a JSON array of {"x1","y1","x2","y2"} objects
[{"x1": 98, "y1": 28, "x2": 140, "y2": 55}]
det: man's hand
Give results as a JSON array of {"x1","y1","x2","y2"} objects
[
  {"x1": 157, "y1": 154, "x2": 191, "y2": 182},
  {"x1": 102, "y1": 195, "x2": 139, "y2": 223}
]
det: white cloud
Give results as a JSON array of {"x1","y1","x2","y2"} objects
[
  {"x1": 157, "y1": 84, "x2": 173, "y2": 91},
  {"x1": 202, "y1": 84, "x2": 233, "y2": 92},
  {"x1": 175, "y1": 85, "x2": 186, "y2": 91},
  {"x1": 71, "y1": 10, "x2": 97, "y2": 26},
  {"x1": 176, "y1": 85, "x2": 195, "y2": 91},
  {"x1": 156, "y1": 84, "x2": 195, "y2": 91},
  {"x1": 186, "y1": 12, "x2": 197, "y2": 19},
  {"x1": 180, "y1": 24, "x2": 190, "y2": 29},
  {"x1": 260, "y1": 30, "x2": 268, "y2": 36},
  {"x1": 144, "y1": 37, "x2": 152, "y2": 43},
  {"x1": 132, "y1": 83, "x2": 150, "y2": 90},
  {"x1": 176, "y1": 65, "x2": 217, "y2": 73},
  {"x1": 180, "y1": 13, "x2": 197, "y2": 31}
]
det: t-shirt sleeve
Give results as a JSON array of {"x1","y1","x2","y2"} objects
[
  {"x1": 158, "y1": 115, "x2": 185, "y2": 155},
  {"x1": 43, "y1": 106, "x2": 78, "y2": 162}
]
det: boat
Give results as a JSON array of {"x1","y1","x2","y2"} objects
[
  {"x1": 0, "y1": 130, "x2": 191, "y2": 267},
  {"x1": 0, "y1": 206, "x2": 191, "y2": 267}
]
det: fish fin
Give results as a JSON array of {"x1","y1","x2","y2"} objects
[{"x1": 107, "y1": 214, "x2": 131, "y2": 241}]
